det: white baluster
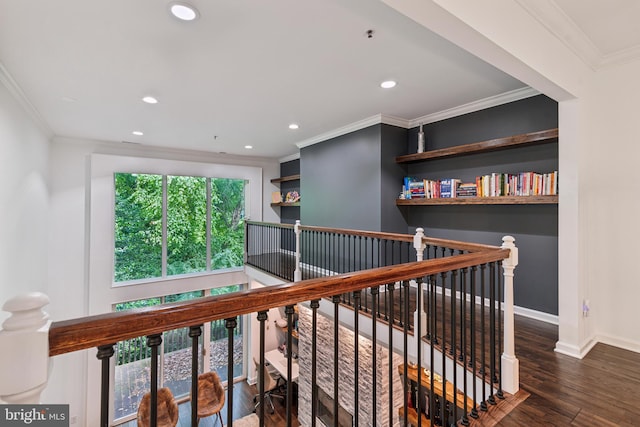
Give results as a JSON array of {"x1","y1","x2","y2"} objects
[
  {"x1": 413, "y1": 228, "x2": 427, "y2": 348},
  {"x1": 413, "y1": 227, "x2": 426, "y2": 261},
  {"x1": 0, "y1": 292, "x2": 52, "y2": 404},
  {"x1": 500, "y1": 236, "x2": 519, "y2": 394},
  {"x1": 294, "y1": 220, "x2": 302, "y2": 282}
]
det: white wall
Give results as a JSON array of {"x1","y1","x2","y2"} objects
[
  {"x1": 0, "y1": 78, "x2": 50, "y2": 325},
  {"x1": 383, "y1": 0, "x2": 640, "y2": 356},
  {"x1": 46, "y1": 137, "x2": 280, "y2": 424},
  {"x1": 586, "y1": 60, "x2": 640, "y2": 352}
]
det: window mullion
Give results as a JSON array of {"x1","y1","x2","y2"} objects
[
  {"x1": 206, "y1": 177, "x2": 212, "y2": 271},
  {"x1": 162, "y1": 175, "x2": 168, "y2": 278}
]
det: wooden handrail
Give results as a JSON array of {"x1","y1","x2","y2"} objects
[
  {"x1": 48, "y1": 248, "x2": 509, "y2": 357},
  {"x1": 246, "y1": 221, "x2": 500, "y2": 252}
]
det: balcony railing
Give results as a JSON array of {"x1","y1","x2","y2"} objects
[{"x1": 0, "y1": 223, "x2": 518, "y2": 427}]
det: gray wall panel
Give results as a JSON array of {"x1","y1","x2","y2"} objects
[
  {"x1": 301, "y1": 125, "x2": 382, "y2": 231},
  {"x1": 381, "y1": 124, "x2": 410, "y2": 233},
  {"x1": 404, "y1": 94, "x2": 559, "y2": 315}
]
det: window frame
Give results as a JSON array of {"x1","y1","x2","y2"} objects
[
  {"x1": 89, "y1": 154, "x2": 261, "y2": 306},
  {"x1": 114, "y1": 173, "x2": 247, "y2": 283}
]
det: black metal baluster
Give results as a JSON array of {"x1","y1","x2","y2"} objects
[
  {"x1": 415, "y1": 277, "x2": 423, "y2": 427},
  {"x1": 401, "y1": 280, "x2": 409, "y2": 427},
  {"x1": 470, "y1": 266, "x2": 479, "y2": 419},
  {"x1": 387, "y1": 282, "x2": 398, "y2": 427},
  {"x1": 480, "y1": 264, "x2": 487, "y2": 412},
  {"x1": 286, "y1": 305, "x2": 295, "y2": 427},
  {"x1": 461, "y1": 268, "x2": 470, "y2": 425},
  {"x1": 429, "y1": 275, "x2": 436, "y2": 424},
  {"x1": 488, "y1": 263, "x2": 497, "y2": 406},
  {"x1": 97, "y1": 344, "x2": 115, "y2": 427},
  {"x1": 311, "y1": 299, "x2": 320, "y2": 427},
  {"x1": 398, "y1": 276, "x2": 404, "y2": 328},
  {"x1": 147, "y1": 334, "x2": 162, "y2": 427},
  {"x1": 333, "y1": 295, "x2": 340, "y2": 427},
  {"x1": 451, "y1": 270, "x2": 458, "y2": 425},
  {"x1": 226, "y1": 317, "x2": 237, "y2": 426},
  {"x1": 324, "y1": 231, "x2": 328, "y2": 277},
  {"x1": 497, "y1": 263, "x2": 504, "y2": 400},
  {"x1": 353, "y1": 290, "x2": 361, "y2": 427},
  {"x1": 371, "y1": 286, "x2": 379, "y2": 426},
  {"x1": 257, "y1": 311, "x2": 267, "y2": 426},
  {"x1": 189, "y1": 325, "x2": 202, "y2": 427},
  {"x1": 440, "y1": 272, "x2": 447, "y2": 425}
]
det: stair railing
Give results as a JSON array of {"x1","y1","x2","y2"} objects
[{"x1": 0, "y1": 225, "x2": 517, "y2": 427}]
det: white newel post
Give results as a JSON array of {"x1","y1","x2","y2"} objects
[
  {"x1": 500, "y1": 236, "x2": 519, "y2": 394},
  {"x1": 413, "y1": 228, "x2": 427, "y2": 346},
  {"x1": 0, "y1": 292, "x2": 52, "y2": 404},
  {"x1": 294, "y1": 220, "x2": 302, "y2": 282}
]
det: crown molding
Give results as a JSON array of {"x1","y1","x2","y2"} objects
[
  {"x1": 296, "y1": 114, "x2": 409, "y2": 149},
  {"x1": 0, "y1": 62, "x2": 53, "y2": 138},
  {"x1": 295, "y1": 87, "x2": 540, "y2": 150},
  {"x1": 278, "y1": 152, "x2": 300, "y2": 163},
  {"x1": 409, "y1": 86, "x2": 540, "y2": 127},
  {"x1": 515, "y1": 0, "x2": 640, "y2": 70},
  {"x1": 599, "y1": 44, "x2": 640, "y2": 69}
]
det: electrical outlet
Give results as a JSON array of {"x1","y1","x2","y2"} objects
[{"x1": 582, "y1": 299, "x2": 590, "y2": 317}]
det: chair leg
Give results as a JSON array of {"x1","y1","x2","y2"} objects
[
  {"x1": 217, "y1": 411, "x2": 224, "y2": 427},
  {"x1": 267, "y1": 394, "x2": 275, "y2": 414}
]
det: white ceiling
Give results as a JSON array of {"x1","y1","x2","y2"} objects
[{"x1": 0, "y1": 1, "x2": 637, "y2": 159}]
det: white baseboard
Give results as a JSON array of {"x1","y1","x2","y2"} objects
[
  {"x1": 596, "y1": 333, "x2": 640, "y2": 355},
  {"x1": 430, "y1": 283, "x2": 558, "y2": 325},
  {"x1": 513, "y1": 305, "x2": 558, "y2": 325},
  {"x1": 555, "y1": 337, "x2": 597, "y2": 359}
]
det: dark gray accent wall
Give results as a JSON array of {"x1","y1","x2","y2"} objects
[
  {"x1": 279, "y1": 159, "x2": 300, "y2": 225},
  {"x1": 296, "y1": 94, "x2": 558, "y2": 315},
  {"x1": 381, "y1": 124, "x2": 410, "y2": 233},
  {"x1": 301, "y1": 125, "x2": 383, "y2": 231},
  {"x1": 404, "y1": 95, "x2": 559, "y2": 315}
]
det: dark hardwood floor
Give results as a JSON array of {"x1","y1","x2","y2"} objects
[
  {"x1": 241, "y1": 315, "x2": 640, "y2": 426},
  {"x1": 497, "y1": 316, "x2": 640, "y2": 426}
]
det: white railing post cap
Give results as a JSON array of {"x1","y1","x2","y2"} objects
[
  {"x1": 501, "y1": 235, "x2": 518, "y2": 267},
  {"x1": 2, "y1": 292, "x2": 50, "y2": 331},
  {"x1": 0, "y1": 292, "x2": 51, "y2": 402}
]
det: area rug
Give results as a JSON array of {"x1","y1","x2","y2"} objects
[{"x1": 234, "y1": 413, "x2": 259, "y2": 427}]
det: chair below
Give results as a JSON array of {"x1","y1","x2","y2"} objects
[
  {"x1": 194, "y1": 371, "x2": 226, "y2": 426},
  {"x1": 252, "y1": 357, "x2": 285, "y2": 414},
  {"x1": 137, "y1": 387, "x2": 179, "y2": 427}
]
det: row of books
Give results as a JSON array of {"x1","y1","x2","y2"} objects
[{"x1": 401, "y1": 171, "x2": 558, "y2": 199}]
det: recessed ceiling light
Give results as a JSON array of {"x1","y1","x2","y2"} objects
[
  {"x1": 132, "y1": 131, "x2": 144, "y2": 136},
  {"x1": 289, "y1": 123, "x2": 299, "y2": 130},
  {"x1": 244, "y1": 145, "x2": 253, "y2": 149},
  {"x1": 169, "y1": 2, "x2": 199, "y2": 21},
  {"x1": 380, "y1": 80, "x2": 397, "y2": 89},
  {"x1": 142, "y1": 96, "x2": 158, "y2": 104}
]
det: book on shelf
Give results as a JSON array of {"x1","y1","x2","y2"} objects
[
  {"x1": 440, "y1": 178, "x2": 461, "y2": 198},
  {"x1": 401, "y1": 171, "x2": 557, "y2": 200},
  {"x1": 475, "y1": 171, "x2": 558, "y2": 197},
  {"x1": 457, "y1": 182, "x2": 477, "y2": 197},
  {"x1": 271, "y1": 192, "x2": 283, "y2": 203}
]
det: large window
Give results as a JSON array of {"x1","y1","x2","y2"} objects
[
  {"x1": 113, "y1": 286, "x2": 246, "y2": 422},
  {"x1": 114, "y1": 174, "x2": 246, "y2": 283}
]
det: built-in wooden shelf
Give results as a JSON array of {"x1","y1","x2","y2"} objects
[
  {"x1": 395, "y1": 128, "x2": 558, "y2": 164},
  {"x1": 271, "y1": 174, "x2": 301, "y2": 184},
  {"x1": 271, "y1": 202, "x2": 300, "y2": 207},
  {"x1": 396, "y1": 195, "x2": 557, "y2": 206},
  {"x1": 398, "y1": 364, "x2": 474, "y2": 410}
]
